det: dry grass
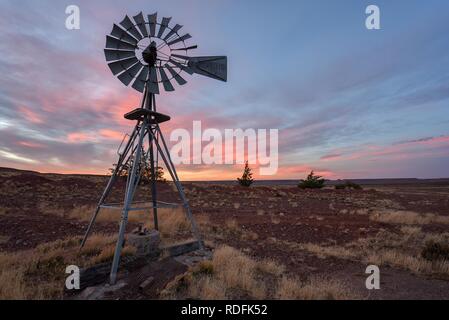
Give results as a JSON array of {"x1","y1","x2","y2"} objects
[
  {"x1": 369, "y1": 209, "x2": 449, "y2": 225},
  {"x1": 161, "y1": 245, "x2": 355, "y2": 300},
  {"x1": 68, "y1": 205, "x2": 147, "y2": 224},
  {"x1": 297, "y1": 243, "x2": 357, "y2": 260},
  {"x1": 270, "y1": 215, "x2": 281, "y2": 225},
  {"x1": 296, "y1": 228, "x2": 449, "y2": 278},
  {"x1": 0, "y1": 233, "x2": 135, "y2": 300},
  {"x1": 366, "y1": 249, "x2": 449, "y2": 275},
  {"x1": 69, "y1": 205, "x2": 192, "y2": 240},
  {"x1": 151, "y1": 207, "x2": 191, "y2": 237},
  {"x1": 224, "y1": 218, "x2": 240, "y2": 233},
  {"x1": 275, "y1": 276, "x2": 355, "y2": 300},
  {"x1": 0, "y1": 235, "x2": 10, "y2": 244},
  {"x1": 257, "y1": 259, "x2": 285, "y2": 276},
  {"x1": 38, "y1": 202, "x2": 65, "y2": 217}
]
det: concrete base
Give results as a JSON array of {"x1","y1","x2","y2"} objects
[
  {"x1": 127, "y1": 229, "x2": 160, "y2": 257},
  {"x1": 161, "y1": 240, "x2": 204, "y2": 257}
]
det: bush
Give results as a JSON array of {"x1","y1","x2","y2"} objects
[
  {"x1": 298, "y1": 171, "x2": 325, "y2": 189},
  {"x1": 421, "y1": 240, "x2": 449, "y2": 261},
  {"x1": 237, "y1": 161, "x2": 254, "y2": 187},
  {"x1": 109, "y1": 163, "x2": 166, "y2": 184},
  {"x1": 335, "y1": 181, "x2": 362, "y2": 190}
]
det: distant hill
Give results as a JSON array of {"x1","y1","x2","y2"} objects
[
  {"x1": 1, "y1": 167, "x2": 448, "y2": 186},
  {"x1": 195, "y1": 178, "x2": 449, "y2": 186}
]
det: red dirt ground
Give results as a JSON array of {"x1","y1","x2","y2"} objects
[{"x1": 1, "y1": 167, "x2": 449, "y2": 299}]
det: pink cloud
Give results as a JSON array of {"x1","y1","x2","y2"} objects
[
  {"x1": 320, "y1": 153, "x2": 342, "y2": 161},
  {"x1": 66, "y1": 132, "x2": 93, "y2": 143},
  {"x1": 18, "y1": 106, "x2": 44, "y2": 124},
  {"x1": 99, "y1": 129, "x2": 125, "y2": 141},
  {"x1": 17, "y1": 141, "x2": 45, "y2": 149}
]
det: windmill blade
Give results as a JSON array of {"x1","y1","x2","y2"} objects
[
  {"x1": 163, "y1": 24, "x2": 183, "y2": 41},
  {"x1": 147, "y1": 66, "x2": 160, "y2": 94},
  {"x1": 171, "y1": 54, "x2": 190, "y2": 61},
  {"x1": 165, "y1": 64, "x2": 187, "y2": 85},
  {"x1": 166, "y1": 34, "x2": 192, "y2": 46},
  {"x1": 148, "y1": 13, "x2": 157, "y2": 37},
  {"x1": 188, "y1": 56, "x2": 227, "y2": 82},
  {"x1": 118, "y1": 62, "x2": 143, "y2": 86},
  {"x1": 108, "y1": 57, "x2": 139, "y2": 75},
  {"x1": 169, "y1": 58, "x2": 194, "y2": 75},
  {"x1": 104, "y1": 49, "x2": 135, "y2": 62},
  {"x1": 133, "y1": 12, "x2": 148, "y2": 37},
  {"x1": 110, "y1": 24, "x2": 138, "y2": 45},
  {"x1": 158, "y1": 67, "x2": 175, "y2": 92},
  {"x1": 119, "y1": 15, "x2": 143, "y2": 41},
  {"x1": 172, "y1": 45, "x2": 198, "y2": 51},
  {"x1": 131, "y1": 66, "x2": 149, "y2": 92},
  {"x1": 106, "y1": 35, "x2": 136, "y2": 50},
  {"x1": 157, "y1": 17, "x2": 172, "y2": 39}
]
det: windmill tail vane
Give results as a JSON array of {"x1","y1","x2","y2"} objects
[{"x1": 80, "y1": 11, "x2": 227, "y2": 284}]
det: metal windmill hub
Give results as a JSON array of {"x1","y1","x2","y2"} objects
[{"x1": 142, "y1": 41, "x2": 158, "y2": 66}]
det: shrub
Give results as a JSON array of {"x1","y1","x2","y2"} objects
[
  {"x1": 192, "y1": 261, "x2": 214, "y2": 276},
  {"x1": 109, "y1": 159, "x2": 166, "y2": 184},
  {"x1": 237, "y1": 161, "x2": 254, "y2": 187},
  {"x1": 140, "y1": 166, "x2": 166, "y2": 184},
  {"x1": 335, "y1": 181, "x2": 362, "y2": 190},
  {"x1": 421, "y1": 240, "x2": 449, "y2": 261},
  {"x1": 298, "y1": 171, "x2": 325, "y2": 189}
]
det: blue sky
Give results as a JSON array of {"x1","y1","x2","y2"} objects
[{"x1": 0, "y1": 0, "x2": 448, "y2": 179}]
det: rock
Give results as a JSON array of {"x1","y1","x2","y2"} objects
[
  {"x1": 76, "y1": 281, "x2": 127, "y2": 300},
  {"x1": 128, "y1": 229, "x2": 160, "y2": 256},
  {"x1": 139, "y1": 276, "x2": 154, "y2": 290},
  {"x1": 162, "y1": 240, "x2": 204, "y2": 257},
  {"x1": 276, "y1": 191, "x2": 287, "y2": 197}
]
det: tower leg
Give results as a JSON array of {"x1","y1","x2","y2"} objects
[
  {"x1": 148, "y1": 131, "x2": 159, "y2": 230},
  {"x1": 150, "y1": 126, "x2": 203, "y2": 249},
  {"x1": 110, "y1": 121, "x2": 147, "y2": 284}
]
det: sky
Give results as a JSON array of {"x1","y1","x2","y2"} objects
[{"x1": 0, "y1": 0, "x2": 448, "y2": 180}]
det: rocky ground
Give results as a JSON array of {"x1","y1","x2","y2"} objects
[{"x1": 1, "y1": 167, "x2": 449, "y2": 299}]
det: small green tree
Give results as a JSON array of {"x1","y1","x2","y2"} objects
[
  {"x1": 108, "y1": 163, "x2": 166, "y2": 184},
  {"x1": 109, "y1": 163, "x2": 129, "y2": 177},
  {"x1": 237, "y1": 161, "x2": 254, "y2": 187},
  {"x1": 141, "y1": 165, "x2": 166, "y2": 184},
  {"x1": 298, "y1": 170, "x2": 325, "y2": 189}
]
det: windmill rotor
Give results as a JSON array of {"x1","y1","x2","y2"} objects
[{"x1": 104, "y1": 12, "x2": 227, "y2": 94}]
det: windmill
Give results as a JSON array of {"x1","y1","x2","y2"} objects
[{"x1": 80, "y1": 12, "x2": 227, "y2": 284}]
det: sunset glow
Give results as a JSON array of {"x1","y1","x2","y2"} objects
[{"x1": 0, "y1": 0, "x2": 448, "y2": 180}]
